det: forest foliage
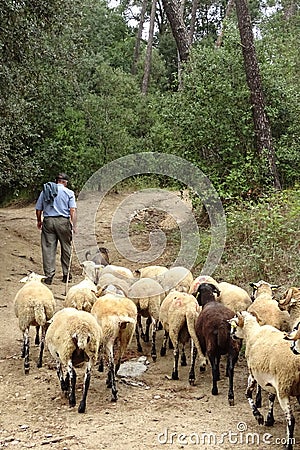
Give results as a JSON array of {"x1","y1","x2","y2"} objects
[{"x1": 0, "y1": 0, "x2": 299, "y2": 202}]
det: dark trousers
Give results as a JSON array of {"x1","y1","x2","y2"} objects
[{"x1": 41, "y1": 216, "x2": 72, "y2": 278}]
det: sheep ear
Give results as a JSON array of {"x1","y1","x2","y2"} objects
[
  {"x1": 20, "y1": 276, "x2": 29, "y2": 283},
  {"x1": 271, "y1": 284, "x2": 280, "y2": 290},
  {"x1": 249, "y1": 282, "x2": 258, "y2": 289}
]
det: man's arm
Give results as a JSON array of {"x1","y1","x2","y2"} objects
[
  {"x1": 70, "y1": 207, "x2": 77, "y2": 233},
  {"x1": 36, "y1": 210, "x2": 43, "y2": 230}
]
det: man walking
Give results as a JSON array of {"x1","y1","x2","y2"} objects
[{"x1": 36, "y1": 173, "x2": 77, "y2": 285}]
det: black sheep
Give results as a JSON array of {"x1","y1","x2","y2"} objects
[{"x1": 192, "y1": 282, "x2": 242, "y2": 406}]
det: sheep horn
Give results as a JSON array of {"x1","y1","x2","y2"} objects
[
  {"x1": 278, "y1": 288, "x2": 294, "y2": 306},
  {"x1": 284, "y1": 326, "x2": 300, "y2": 341}
]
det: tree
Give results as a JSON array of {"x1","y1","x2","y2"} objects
[
  {"x1": 132, "y1": 0, "x2": 149, "y2": 75},
  {"x1": 161, "y1": 0, "x2": 190, "y2": 62},
  {"x1": 141, "y1": 0, "x2": 157, "y2": 93},
  {"x1": 235, "y1": 0, "x2": 281, "y2": 189}
]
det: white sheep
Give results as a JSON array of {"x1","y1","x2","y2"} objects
[
  {"x1": 229, "y1": 310, "x2": 300, "y2": 449},
  {"x1": 156, "y1": 266, "x2": 193, "y2": 294},
  {"x1": 81, "y1": 260, "x2": 103, "y2": 284},
  {"x1": 45, "y1": 307, "x2": 102, "y2": 413},
  {"x1": 96, "y1": 272, "x2": 133, "y2": 297},
  {"x1": 278, "y1": 287, "x2": 300, "y2": 329},
  {"x1": 159, "y1": 291, "x2": 207, "y2": 382},
  {"x1": 91, "y1": 293, "x2": 137, "y2": 402},
  {"x1": 127, "y1": 277, "x2": 165, "y2": 361},
  {"x1": 217, "y1": 281, "x2": 251, "y2": 313},
  {"x1": 247, "y1": 280, "x2": 290, "y2": 331},
  {"x1": 189, "y1": 276, "x2": 251, "y2": 313},
  {"x1": 189, "y1": 275, "x2": 219, "y2": 295},
  {"x1": 100, "y1": 264, "x2": 134, "y2": 279},
  {"x1": 14, "y1": 272, "x2": 56, "y2": 374},
  {"x1": 134, "y1": 265, "x2": 169, "y2": 279},
  {"x1": 65, "y1": 276, "x2": 98, "y2": 312}
]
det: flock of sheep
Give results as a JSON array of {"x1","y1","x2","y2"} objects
[{"x1": 13, "y1": 249, "x2": 300, "y2": 450}]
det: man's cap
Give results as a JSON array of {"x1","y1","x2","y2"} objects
[{"x1": 56, "y1": 173, "x2": 69, "y2": 182}]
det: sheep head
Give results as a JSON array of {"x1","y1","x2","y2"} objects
[
  {"x1": 19, "y1": 272, "x2": 46, "y2": 283},
  {"x1": 193, "y1": 282, "x2": 221, "y2": 306},
  {"x1": 284, "y1": 321, "x2": 300, "y2": 355},
  {"x1": 249, "y1": 280, "x2": 280, "y2": 301}
]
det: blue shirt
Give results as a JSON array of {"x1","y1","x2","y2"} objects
[{"x1": 36, "y1": 184, "x2": 77, "y2": 218}]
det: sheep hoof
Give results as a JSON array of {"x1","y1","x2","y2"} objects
[
  {"x1": 78, "y1": 403, "x2": 86, "y2": 413},
  {"x1": 265, "y1": 418, "x2": 275, "y2": 427},
  {"x1": 151, "y1": 355, "x2": 157, "y2": 362},
  {"x1": 24, "y1": 368, "x2": 30, "y2": 375},
  {"x1": 255, "y1": 414, "x2": 264, "y2": 426},
  {"x1": 111, "y1": 396, "x2": 117, "y2": 403},
  {"x1": 160, "y1": 347, "x2": 166, "y2": 357},
  {"x1": 212, "y1": 387, "x2": 218, "y2": 396},
  {"x1": 189, "y1": 379, "x2": 195, "y2": 386},
  {"x1": 172, "y1": 372, "x2": 179, "y2": 380},
  {"x1": 228, "y1": 398, "x2": 234, "y2": 406}
]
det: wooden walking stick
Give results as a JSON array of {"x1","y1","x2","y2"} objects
[{"x1": 65, "y1": 240, "x2": 74, "y2": 296}]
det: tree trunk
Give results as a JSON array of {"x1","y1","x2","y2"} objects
[
  {"x1": 177, "y1": 0, "x2": 186, "y2": 88},
  {"x1": 132, "y1": 0, "x2": 149, "y2": 75},
  {"x1": 141, "y1": 0, "x2": 157, "y2": 94},
  {"x1": 161, "y1": 0, "x2": 190, "y2": 62},
  {"x1": 235, "y1": 0, "x2": 281, "y2": 189},
  {"x1": 215, "y1": 0, "x2": 235, "y2": 48},
  {"x1": 189, "y1": 0, "x2": 198, "y2": 44}
]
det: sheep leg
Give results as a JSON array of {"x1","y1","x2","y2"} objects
[
  {"x1": 226, "y1": 354, "x2": 235, "y2": 406},
  {"x1": 137, "y1": 315, "x2": 147, "y2": 342},
  {"x1": 265, "y1": 393, "x2": 276, "y2": 427},
  {"x1": 78, "y1": 361, "x2": 91, "y2": 413},
  {"x1": 160, "y1": 330, "x2": 169, "y2": 357},
  {"x1": 255, "y1": 384, "x2": 262, "y2": 408},
  {"x1": 181, "y1": 344, "x2": 187, "y2": 366},
  {"x1": 151, "y1": 318, "x2": 157, "y2": 362},
  {"x1": 189, "y1": 341, "x2": 197, "y2": 385},
  {"x1": 56, "y1": 362, "x2": 70, "y2": 397},
  {"x1": 67, "y1": 360, "x2": 77, "y2": 408},
  {"x1": 107, "y1": 351, "x2": 118, "y2": 402},
  {"x1": 143, "y1": 317, "x2": 151, "y2": 343},
  {"x1": 246, "y1": 374, "x2": 264, "y2": 425},
  {"x1": 135, "y1": 321, "x2": 143, "y2": 353},
  {"x1": 97, "y1": 343, "x2": 104, "y2": 372},
  {"x1": 172, "y1": 343, "x2": 180, "y2": 380},
  {"x1": 277, "y1": 396, "x2": 295, "y2": 450},
  {"x1": 35, "y1": 326, "x2": 40, "y2": 346},
  {"x1": 23, "y1": 328, "x2": 30, "y2": 375},
  {"x1": 209, "y1": 353, "x2": 220, "y2": 396},
  {"x1": 37, "y1": 325, "x2": 46, "y2": 368}
]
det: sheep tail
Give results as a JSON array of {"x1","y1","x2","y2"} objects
[
  {"x1": 34, "y1": 304, "x2": 47, "y2": 326},
  {"x1": 186, "y1": 311, "x2": 206, "y2": 367},
  {"x1": 118, "y1": 315, "x2": 136, "y2": 329}
]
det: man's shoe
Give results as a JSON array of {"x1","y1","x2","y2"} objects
[
  {"x1": 62, "y1": 274, "x2": 72, "y2": 283},
  {"x1": 44, "y1": 277, "x2": 53, "y2": 285}
]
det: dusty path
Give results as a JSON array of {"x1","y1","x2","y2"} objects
[{"x1": 0, "y1": 192, "x2": 299, "y2": 449}]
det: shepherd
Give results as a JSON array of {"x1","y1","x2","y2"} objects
[{"x1": 35, "y1": 173, "x2": 77, "y2": 285}]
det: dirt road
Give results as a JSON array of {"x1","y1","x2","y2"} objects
[{"x1": 0, "y1": 192, "x2": 298, "y2": 449}]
